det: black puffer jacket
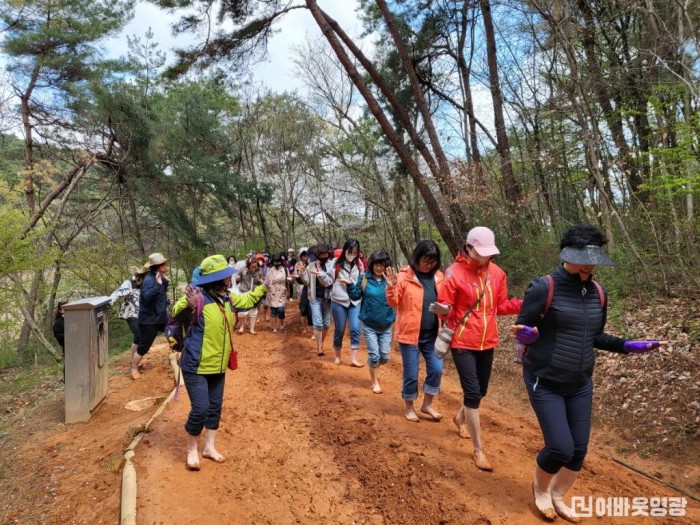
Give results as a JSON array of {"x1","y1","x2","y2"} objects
[{"x1": 516, "y1": 266, "x2": 627, "y2": 393}]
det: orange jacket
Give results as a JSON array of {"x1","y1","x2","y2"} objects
[
  {"x1": 386, "y1": 266, "x2": 444, "y2": 345},
  {"x1": 437, "y1": 253, "x2": 522, "y2": 351}
]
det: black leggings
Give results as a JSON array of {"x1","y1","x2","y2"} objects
[
  {"x1": 524, "y1": 370, "x2": 593, "y2": 473},
  {"x1": 126, "y1": 318, "x2": 141, "y2": 345},
  {"x1": 451, "y1": 348, "x2": 494, "y2": 409},
  {"x1": 137, "y1": 323, "x2": 165, "y2": 356}
]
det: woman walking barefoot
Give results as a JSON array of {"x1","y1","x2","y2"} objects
[
  {"x1": 358, "y1": 250, "x2": 396, "y2": 393},
  {"x1": 433, "y1": 227, "x2": 522, "y2": 471},
  {"x1": 385, "y1": 240, "x2": 444, "y2": 422},
  {"x1": 512, "y1": 224, "x2": 666, "y2": 521},
  {"x1": 172, "y1": 255, "x2": 267, "y2": 471}
]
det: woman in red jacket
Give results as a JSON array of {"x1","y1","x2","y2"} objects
[{"x1": 435, "y1": 227, "x2": 522, "y2": 471}]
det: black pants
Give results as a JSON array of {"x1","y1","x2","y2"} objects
[
  {"x1": 183, "y1": 372, "x2": 226, "y2": 436},
  {"x1": 524, "y1": 370, "x2": 593, "y2": 473},
  {"x1": 137, "y1": 323, "x2": 165, "y2": 356},
  {"x1": 451, "y1": 348, "x2": 494, "y2": 409},
  {"x1": 126, "y1": 318, "x2": 141, "y2": 345}
]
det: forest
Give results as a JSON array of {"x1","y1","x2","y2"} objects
[
  {"x1": 0, "y1": 0, "x2": 697, "y2": 366},
  {"x1": 0, "y1": 1, "x2": 699, "y2": 523}
]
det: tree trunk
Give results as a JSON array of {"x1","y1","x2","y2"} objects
[
  {"x1": 17, "y1": 301, "x2": 63, "y2": 363},
  {"x1": 20, "y1": 61, "x2": 42, "y2": 214},
  {"x1": 375, "y1": 0, "x2": 468, "y2": 238},
  {"x1": 478, "y1": 0, "x2": 521, "y2": 225},
  {"x1": 17, "y1": 159, "x2": 90, "y2": 357},
  {"x1": 306, "y1": 0, "x2": 461, "y2": 254},
  {"x1": 575, "y1": 0, "x2": 644, "y2": 199}
]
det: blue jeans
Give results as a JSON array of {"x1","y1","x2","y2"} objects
[
  {"x1": 399, "y1": 332, "x2": 443, "y2": 401},
  {"x1": 331, "y1": 301, "x2": 361, "y2": 350},
  {"x1": 363, "y1": 324, "x2": 393, "y2": 367},
  {"x1": 524, "y1": 370, "x2": 593, "y2": 473},
  {"x1": 309, "y1": 298, "x2": 331, "y2": 329},
  {"x1": 183, "y1": 372, "x2": 226, "y2": 436}
]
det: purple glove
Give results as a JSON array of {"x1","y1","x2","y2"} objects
[
  {"x1": 515, "y1": 326, "x2": 539, "y2": 345},
  {"x1": 624, "y1": 340, "x2": 661, "y2": 353}
]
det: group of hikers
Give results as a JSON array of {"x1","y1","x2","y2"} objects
[{"x1": 103, "y1": 224, "x2": 666, "y2": 522}]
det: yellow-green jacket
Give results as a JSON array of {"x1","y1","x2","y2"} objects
[{"x1": 174, "y1": 286, "x2": 267, "y2": 374}]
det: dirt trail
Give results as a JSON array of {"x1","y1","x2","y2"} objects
[{"x1": 1, "y1": 310, "x2": 697, "y2": 524}]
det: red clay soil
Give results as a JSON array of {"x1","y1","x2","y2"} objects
[{"x1": 1, "y1": 310, "x2": 698, "y2": 524}]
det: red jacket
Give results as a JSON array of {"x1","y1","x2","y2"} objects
[
  {"x1": 386, "y1": 266, "x2": 444, "y2": 345},
  {"x1": 437, "y1": 253, "x2": 522, "y2": 351}
]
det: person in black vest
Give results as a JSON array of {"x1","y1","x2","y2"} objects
[
  {"x1": 52, "y1": 301, "x2": 67, "y2": 353},
  {"x1": 53, "y1": 300, "x2": 68, "y2": 381},
  {"x1": 511, "y1": 224, "x2": 665, "y2": 522}
]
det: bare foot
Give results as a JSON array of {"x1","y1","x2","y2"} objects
[
  {"x1": 186, "y1": 448, "x2": 200, "y2": 471},
  {"x1": 474, "y1": 450, "x2": 493, "y2": 471},
  {"x1": 453, "y1": 413, "x2": 470, "y2": 439},
  {"x1": 273, "y1": 328, "x2": 277, "y2": 333},
  {"x1": 372, "y1": 384, "x2": 383, "y2": 394},
  {"x1": 350, "y1": 361, "x2": 365, "y2": 368},
  {"x1": 420, "y1": 405, "x2": 443, "y2": 421},
  {"x1": 130, "y1": 369, "x2": 142, "y2": 380},
  {"x1": 405, "y1": 409, "x2": 419, "y2": 422},
  {"x1": 202, "y1": 448, "x2": 226, "y2": 463},
  {"x1": 334, "y1": 357, "x2": 341, "y2": 365}
]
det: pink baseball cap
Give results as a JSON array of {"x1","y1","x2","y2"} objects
[{"x1": 466, "y1": 227, "x2": 500, "y2": 256}]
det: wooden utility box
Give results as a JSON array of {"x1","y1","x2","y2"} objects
[{"x1": 64, "y1": 296, "x2": 110, "y2": 424}]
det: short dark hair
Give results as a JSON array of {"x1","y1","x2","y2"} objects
[
  {"x1": 314, "y1": 243, "x2": 332, "y2": 256},
  {"x1": 367, "y1": 249, "x2": 392, "y2": 273},
  {"x1": 560, "y1": 224, "x2": 608, "y2": 250},
  {"x1": 56, "y1": 300, "x2": 68, "y2": 319},
  {"x1": 271, "y1": 252, "x2": 283, "y2": 263},
  {"x1": 409, "y1": 240, "x2": 441, "y2": 275}
]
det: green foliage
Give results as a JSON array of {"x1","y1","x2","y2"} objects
[
  {"x1": 108, "y1": 311, "x2": 135, "y2": 357},
  {"x1": 1, "y1": 0, "x2": 136, "y2": 116},
  {"x1": 0, "y1": 208, "x2": 59, "y2": 282},
  {"x1": 0, "y1": 343, "x2": 20, "y2": 369},
  {"x1": 497, "y1": 229, "x2": 561, "y2": 291},
  {"x1": 0, "y1": 369, "x2": 47, "y2": 395},
  {"x1": 0, "y1": 134, "x2": 25, "y2": 190},
  {"x1": 61, "y1": 236, "x2": 134, "y2": 297}
]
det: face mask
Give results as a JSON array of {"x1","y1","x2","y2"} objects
[
  {"x1": 274, "y1": 262, "x2": 281, "y2": 267},
  {"x1": 346, "y1": 254, "x2": 356, "y2": 263},
  {"x1": 318, "y1": 257, "x2": 328, "y2": 264},
  {"x1": 258, "y1": 261, "x2": 263, "y2": 267}
]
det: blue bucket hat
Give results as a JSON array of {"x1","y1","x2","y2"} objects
[{"x1": 196, "y1": 254, "x2": 236, "y2": 285}]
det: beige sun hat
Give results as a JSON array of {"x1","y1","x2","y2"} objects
[
  {"x1": 146, "y1": 252, "x2": 167, "y2": 267},
  {"x1": 130, "y1": 264, "x2": 150, "y2": 276}
]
